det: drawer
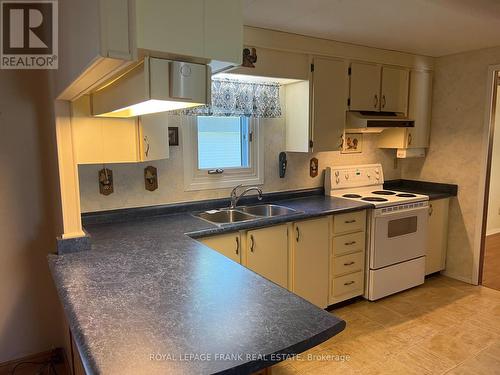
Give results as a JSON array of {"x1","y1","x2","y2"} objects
[
  {"x1": 333, "y1": 251, "x2": 364, "y2": 276},
  {"x1": 333, "y1": 231, "x2": 365, "y2": 256},
  {"x1": 333, "y1": 210, "x2": 366, "y2": 234},
  {"x1": 333, "y1": 271, "x2": 364, "y2": 297}
]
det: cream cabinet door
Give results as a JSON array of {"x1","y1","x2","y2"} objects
[
  {"x1": 292, "y1": 217, "x2": 330, "y2": 308},
  {"x1": 426, "y1": 198, "x2": 449, "y2": 275},
  {"x1": 408, "y1": 70, "x2": 433, "y2": 148},
  {"x1": 199, "y1": 233, "x2": 241, "y2": 263},
  {"x1": 139, "y1": 113, "x2": 170, "y2": 162},
  {"x1": 311, "y1": 57, "x2": 349, "y2": 152},
  {"x1": 349, "y1": 62, "x2": 381, "y2": 111},
  {"x1": 381, "y1": 66, "x2": 409, "y2": 114},
  {"x1": 246, "y1": 225, "x2": 288, "y2": 288}
]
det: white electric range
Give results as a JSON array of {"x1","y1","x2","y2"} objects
[{"x1": 325, "y1": 164, "x2": 429, "y2": 301}]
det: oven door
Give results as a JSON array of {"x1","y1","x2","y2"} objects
[{"x1": 371, "y1": 205, "x2": 428, "y2": 269}]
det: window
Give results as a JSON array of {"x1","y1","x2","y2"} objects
[
  {"x1": 197, "y1": 116, "x2": 249, "y2": 169},
  {"x1": 182, "y1": 115, "x2": 263, "y2": 191}
]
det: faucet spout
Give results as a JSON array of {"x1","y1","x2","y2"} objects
[{"x1": 229, "y1": 185, "x2": 263, "y2": 208}]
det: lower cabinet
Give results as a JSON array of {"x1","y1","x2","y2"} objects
[
  {"x1": 330, "y1": 211, "x2": 367, "y2": 305},
  {"x1": 426, "y1": 198, "x2": 450, "y2": 275},
  {"x1": 245, "y1": 225, "x2": 288, "y2": 289},
  {"x1": 199, "y1": 233, "x2": 241, "y2": 264},
  {"x1": 291, "y1": 217, "x2": 330, "y2": 308}
]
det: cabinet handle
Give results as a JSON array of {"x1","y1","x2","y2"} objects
[
  {"x1": 250, "y1": 235, "x2": 254, "y2": 252},
  {"x1": 374, "y1": 94, "x2": 379, "y2": 108},
  {"x1": 296, "y1": 226, "x2": 300, "y2": 242},
  {"x1": 235, "y1": 236, "x2": 239, "y2": 255},
  {"x1": 344, "y1": 281, "x2": 355, "y2": 286},
  {"x1": 381, "y1": 94, "x2": 386, "y2": 108},
  {"x1": 408, "y1": 132, "x2": 412, "y2": 146},
  {"x1": 429, "y1": 204, "x2": 433, "y2": 216},
  {"x1": 144, "y1": 136, "x2": 150, "y2": 158},
  {"x1": 344, "y1": 261, "x2": 355, "y2": 266},
  {"x1": 345, "y1": 219, "x2": 356, "y2": 224},
  {"x1": 344, "y1": 241, "x2": 356, "y2": 246}
]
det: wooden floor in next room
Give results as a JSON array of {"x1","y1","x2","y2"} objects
[
  {"x1": 272, "y1": 275, "x2": 500, "y2": 374},
  {"x1": 483, "y1": 233, "x2": 500, "y2": 292}
]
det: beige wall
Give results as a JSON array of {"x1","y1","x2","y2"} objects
[
  {"x1": 487, "y1": 90, "x2": 500, "y2": 234},
  {"x1": 401, "y1": 46, "x2": 500, "y2": 283},
  {"x1": 0, "y1": 71, "x2": 64, "y2": 362},
  {"x1": 79, "y1": 115, "x2": 400, "y2": 212}
]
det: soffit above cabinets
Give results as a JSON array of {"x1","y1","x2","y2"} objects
[{"x1": 243, "y1": 0, "x2": 500, "y2": 57}]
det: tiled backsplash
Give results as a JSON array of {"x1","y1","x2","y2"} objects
[{"x1": 79, "y1": 116, "x2": 400, "y2": 212}]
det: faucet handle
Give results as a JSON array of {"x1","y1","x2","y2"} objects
[{"x1": 231, "y1": 184, "x2": 243, "y2": 196}]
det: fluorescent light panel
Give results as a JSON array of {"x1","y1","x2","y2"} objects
[{"x1": 94, "y1": 100, "x2": 204, "y2": 118}]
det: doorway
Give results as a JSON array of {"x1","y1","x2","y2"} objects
[{"x1": 480, "y1": 71, "x2": 500, "y2": 290}]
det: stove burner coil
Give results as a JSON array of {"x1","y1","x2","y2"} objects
[
  {"x1": 343, "y1": 194, "x2": 362, "y2": 198},
  {"x1": 371, "y1": 190, "x2": 396, "y2": 195},
  {"x1": 361, "y1": 197, "x2": 389, "y2": 202},
  {"x1": 396, "y1": 193, "x2": 417, "y2": 197}
]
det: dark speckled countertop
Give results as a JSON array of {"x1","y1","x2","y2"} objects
[{"x1": 49, "y1": 194, "x2": 372, "y2": 375}]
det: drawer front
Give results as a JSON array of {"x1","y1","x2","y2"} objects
[
  {"x1": 333, "y1": 231, "x2": 365, "y2": 256},
  {"x1": 334, "y1": 251, "x2": 364, "y2": 276},
  {"x1": 333, "y1": 210, "x2": 366, "y2": 234},
  {"x1": 333, "y1": 271, "x2": 364, "y2": 297}
]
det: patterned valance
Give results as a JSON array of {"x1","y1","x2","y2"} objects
[{"x1": 181, "y1": 78, "x2": 282, "y2": 118}]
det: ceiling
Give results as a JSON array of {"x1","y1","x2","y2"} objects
[{"x1": 243, "y1": 0, "x2": 500, "y2": 57}]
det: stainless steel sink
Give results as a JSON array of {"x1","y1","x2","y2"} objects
[
  {"x1": 196, "y1": 209, "x2": 255, "y2": 224},
  {"x1": 238, "y1": 204, "x2": 298, "y2": 217}
]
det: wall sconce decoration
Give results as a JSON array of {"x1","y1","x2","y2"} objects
[
  {"x1": 279, "y1": 152, "x2": 287, "y2": 178},
  {"x1": 98, "y1": 168, "x2": 113, "y2": 195},
  {"x1": 310, "y1": 158, "x2": 319, "y2": 178},
  {"x1": 144, "y1": 166, "x2": 158, "y2": 191},
  {"x1": 242, "y1": 47, "x2": 257, "y2": 68}
]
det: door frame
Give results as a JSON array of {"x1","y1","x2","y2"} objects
[{"x1": 473, "y1": 65, "x2": 500, "y2": 285}]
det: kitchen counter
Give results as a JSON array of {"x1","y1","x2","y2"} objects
[
  {"x1": 49, "y1": 193, "x2": 371, "y2": 375},
  {"x1": 384, "y1": 179, "x2": 458, "y2": 200}
]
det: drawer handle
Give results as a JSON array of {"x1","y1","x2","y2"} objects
[
  {"x1": 344, "y1": 219, "x2": 356, "y2": 224},
  {"x1": 235, "y1": 236, "x2": 239, "y2": 255},
  {"x1": 250, "y1": 235, "x2": 255, "y2": 252},
  {"x1": 343, "y1": 261, "x2": 355, "y2": 266},
  {"x1": 344, "y1": 241, "x2": 356, "y2": 246},
  {"x1": 344, "y1": 281, "x2": 355, "y2": 286}
]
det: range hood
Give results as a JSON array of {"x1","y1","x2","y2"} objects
[
  {"x1": 91, "y1": 57, "x2": 210, "y2": 117},
  {"x1": 345, "y1": 111, "x2": 414, "y2": 133}
]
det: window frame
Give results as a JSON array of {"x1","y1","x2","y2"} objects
[{"x1": 182, "y1": 115, "x2": 264, "y2": 191}]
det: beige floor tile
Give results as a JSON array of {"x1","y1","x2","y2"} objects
[
  {"x1": 396, "y1": 344, "x2": 456, "y2": 374},
  {"x1": 353, "y1": 303, "x2": 405, "y2": 326},
  {"x1": 447, "y1": 350, "x2": 500, "y2": 375},
  {"x1": 482, "y1": 339, "x2": 500, "y2": 360},
  {"x1": 358, "y1": 355, "x2": 432, "y2": 375},
  {"x1": 270, "y1": 361, "x2": 301, "y2": 375}
]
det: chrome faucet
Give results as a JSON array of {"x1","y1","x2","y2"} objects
[{"x1": 229, "y1": 185, "x2": 263, "y2": 208}]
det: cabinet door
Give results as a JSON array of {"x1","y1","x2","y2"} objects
[
  {"x1": 100, "y1": 118, "x2": 139, "y2": 163},
  {"x1": 139, "y1": 113, "x2": 170, "y2": 161},
  {"x1": 312, "y1": 57, "x2": 349, "y2": 152},
  {"x1": 246, "y1": 225, "x2": 288, "y2": 288},
  {"x1": 292, "y1": 217, "x2": 330, "y2": 308},
  {"x1": 349, "y1": 62, "x2": 381, "y2": 111},
  {"x1": 381, "y1": 66, "x2": 409, "y2": 114},
  {"x1": 285, "y1": 80, "x2": 310, "y2": 152},
  {"x1": 426, "y1": 198, "x2": 449, "y2": 275},
  {"x1": 408, "y1": 70, "x2": 432, "y2": 148},
  {"x1": 200, "y1": 233, "x2": 241, "y2": 263}
]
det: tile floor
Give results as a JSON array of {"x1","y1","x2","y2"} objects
[
  {"x1": 483, "y1": 233, "x2": 500, "y2": 291},
  {"x1": 272, "y1": 275, "x2": 500, "y2": 374}
]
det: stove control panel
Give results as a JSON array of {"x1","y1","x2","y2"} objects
[{"x1": 325, "y1": 164, "x2": 385, "y2": 194}]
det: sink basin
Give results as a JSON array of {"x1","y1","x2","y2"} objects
[
  {"x1": 238, "y1": 204, "x2": 298, "y2": 217},
  {"x1": 196, "y1": 209, "x2": 255, "y2": 224}
]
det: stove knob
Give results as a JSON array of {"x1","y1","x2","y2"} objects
[
  {"x1": 367, "y1": 173, "x2": 371, "y2": 178},
  {"x1": 375, "y1": 176, "x2": 380, "y2": 180},
  {"x1": 375, "y1": 169, "x2": 380, "y2": 175},
  {"x1": 334, "y1": 171, "x2": 339, "y2": 177},
  {"x1": 335, "y1": 177, "x2": 340, "y2": 184},
  {"x1": 345, "y1": 174, "x2": 349, "y2": 180}
]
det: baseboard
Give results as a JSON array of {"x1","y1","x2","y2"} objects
[
  {"x1": 486, "y1": 228, "x2": 500, "y2": 236},
  {"x1": 0, "y1": 348, "x2": 69, "y2": 375},
  {"x1": 441, "y1": 271, "x2": 474, "y2": 285}
]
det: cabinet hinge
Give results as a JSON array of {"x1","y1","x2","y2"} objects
[
  {"x1": 249, "y1": 132, "x2": 253, "y2": 142},
  {"x1": 309, "y1": 140, "x2": 314, "y2": 149},
  {"x1": 310, "y1": 63, "x2": 314, "y2": 72},
  {"x1": 347, "y1": 98, "x2": 351, "y2": 106},
  {"x1": 348, "y1": 67, "x2": 352, "y2": 75}
]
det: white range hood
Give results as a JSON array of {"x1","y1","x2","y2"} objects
[
  {"x1": 345, "y1": 111, "x2": 415, "y2": 133},
  {"x1": 91, "y1": 57, "x2": 210, "y2": 118}
]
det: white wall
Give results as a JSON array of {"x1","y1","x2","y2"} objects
[
  {"x1": 0, "y1": 70, "x2": 64, "y2": 362},
  {"x1": 487, "y1": 91, "x2": 500, "y2": 235},
  {"x1": 401, "y1": 46, "x2": 500, "y2": 283},
  {"x1": 79, "y1": 115, "x2": 400, "y2": 212}
]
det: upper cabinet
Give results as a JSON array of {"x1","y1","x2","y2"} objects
[
  {"x1": 57, "y1": 0, "x2": 242, "y2": 100},
  {"x1": 285, "y1": 56, "x2": 348, "y2": 152},
  {"x1": 349, "y1": 62, "x2": 409, "y2": 114}
]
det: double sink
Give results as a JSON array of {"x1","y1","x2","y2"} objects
[{"x1": 196, "y1": 204, "x2": 300, "y2": 225}]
